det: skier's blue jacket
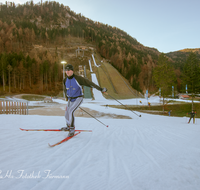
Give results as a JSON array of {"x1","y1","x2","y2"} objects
[{"x1": 63, "y1": 74, "x2": 103, "y2": 102}]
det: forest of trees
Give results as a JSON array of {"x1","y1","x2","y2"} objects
[
  {"x1": 0, "y1": 51, "x2": 62, "y2": 95},
  {"x1": 0, "y1": 1, "x2": 200, "y2": 97}
]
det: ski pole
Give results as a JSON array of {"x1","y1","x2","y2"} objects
[
  {"x1": 79, "y1": 107, "x2": 109, "y2": 127},
  {"x1": 107, "y1": 93, "x2": 141, "y2": 117}
]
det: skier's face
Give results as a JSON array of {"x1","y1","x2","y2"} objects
[{"x1": 66, "y1": 70, "x2": 73, "y2": 77}]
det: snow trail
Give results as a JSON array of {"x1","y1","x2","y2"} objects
[{"x1": 1, "y1": 101, "x2": 200, "y2": 190}]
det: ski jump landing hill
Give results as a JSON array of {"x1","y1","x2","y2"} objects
[{"x1": 88, "y1": 54, "x2": 140, "y2": 102}]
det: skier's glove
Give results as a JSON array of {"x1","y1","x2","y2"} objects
[{"x1": 101, "y1": 87, "x2": 107, "y2": 93}]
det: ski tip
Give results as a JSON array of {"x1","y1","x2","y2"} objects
[{"x1": 48, "y1": 143, "x2": 53, "y2": 147}]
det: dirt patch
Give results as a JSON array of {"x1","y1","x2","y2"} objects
[{"x1": 28, "y1": 104, "x2": 131, "y2": 119}]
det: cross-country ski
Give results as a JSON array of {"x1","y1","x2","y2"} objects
[
  {"x1": 48, "y1": 132, "x2": 81, "y2": 147},
  {"x1": 20, "y1": 128, "x2": 92, "y2": 132}
]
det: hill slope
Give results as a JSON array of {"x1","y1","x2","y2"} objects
[
  {"x1": 94, "y1": 56, "x2": 142, "y2": 99},
  {"x1": 0, "y1": 1, "x2": 199, "y2": 96},
  {"x1": 0, "y1": 1, "x2": 159, "y2": 94},
  {"x1": 1, "y1": 99, "x2": 200, "y2": 190}
]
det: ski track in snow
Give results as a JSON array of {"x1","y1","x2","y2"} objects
[{"x1": 1, "y1": 106, "x2": 200, "y2": 190}]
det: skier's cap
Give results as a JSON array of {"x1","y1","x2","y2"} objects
[{"x1": 65, "y1": 64, "x2": 74, "y2": 71}]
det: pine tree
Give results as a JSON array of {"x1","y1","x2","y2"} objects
[
  {"x1": 153, "y1": 53, "x2": 176, "y2": 113},
  {"x1": 182, "y1": 52, "x2": 200, "y2": 110},
  {"x1": 0, "y1": 53, "x2": 8, "y2": 91},
  {"x1": 7, "y1": 64, "x2": 13, "y2": 93}
]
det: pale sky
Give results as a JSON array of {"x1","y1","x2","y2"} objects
[{"x1": 2, "y1": 0, "x2": 200, "y2": 53}]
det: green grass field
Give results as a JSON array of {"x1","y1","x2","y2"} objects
[{"x1": 109, "y1": 102, "x2": 200, "y2": 118}]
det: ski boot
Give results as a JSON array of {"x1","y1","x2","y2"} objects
[
  {"x1": 61, "y1": 125, "x2": 70, "y2": 131},
  {"x1": 68, "y1": 126, "x2": 75, "y2": 137}
]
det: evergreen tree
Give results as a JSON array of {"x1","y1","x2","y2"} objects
[
  {"x1": 153, "y1": 53, "x2": 176, "y2": 113},
  {"x1": 0, "y1": 53, "x2": 8, "y2": 91},
  {"x1": 182, "y1": 52, "x2": 200, "y2": 110}
]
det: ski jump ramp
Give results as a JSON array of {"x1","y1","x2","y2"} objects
[
  {"x1": 92, "y1": 54, "x2": 100, "y2": 67},
  {"x1": 87, "y1": 54, "x2": 106, "y2": 102},
  {"x1": 88, "y1": 59, "x2": 93, "y2": 72},
  {"x1": 91, "y1": 73, "x2": 107, "y2": 102}
]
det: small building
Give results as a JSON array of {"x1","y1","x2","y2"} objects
[{"x1": 179, "y1": 94, "x2": 189, "y2": 100}]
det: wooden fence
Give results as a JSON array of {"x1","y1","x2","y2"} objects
[{"x1": 0, "y1": 99, "x2": 29, "y2": 115}]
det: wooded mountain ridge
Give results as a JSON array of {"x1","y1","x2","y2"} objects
[{"x1": 0, "y1": 1, "x2": 199, "y2": 95}]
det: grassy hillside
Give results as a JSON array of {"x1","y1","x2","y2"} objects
[{"x1": 92, "y1": 53, "x2": 142, "y2": 99}]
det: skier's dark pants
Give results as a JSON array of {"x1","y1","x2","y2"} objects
[
  {"x1": 188, "y1": 117, "x2": 195, "y2": 124},
  {"x1": 65, "y1": 97, "x2": 83, "y2": 127}
]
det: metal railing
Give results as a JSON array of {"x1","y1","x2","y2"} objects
[{"x1": 0, "y1": 98, "x2": 29, "y2": 115}]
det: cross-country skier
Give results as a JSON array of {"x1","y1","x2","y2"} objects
[
  {"x1": 61, "y1": 64, "x2": 107, "y2": 136},
  {"x1": 168, "y1": 110, "x2": 172, "y2": 116},
  {"x1": 188, "y1": 110, "x2": 196, "y2": 124}
]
